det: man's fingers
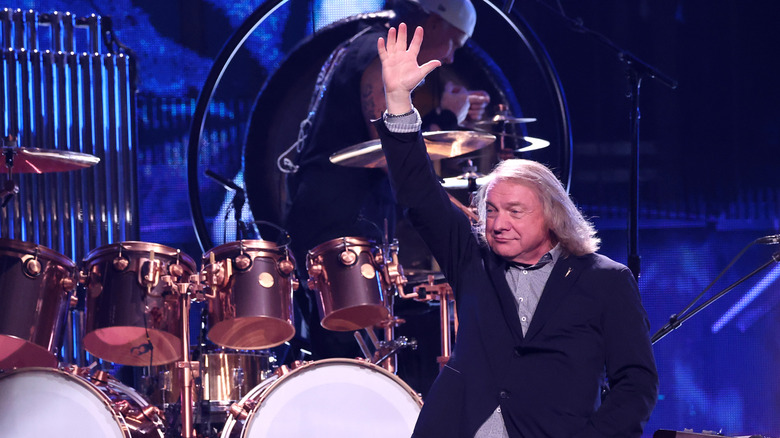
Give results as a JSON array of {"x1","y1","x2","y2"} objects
[
  {"x1": 386, "y1": 26, "x2": 397, "y2": 53},
  {"x1": 396, "y1": 23, "x2": 408, "y2": 53},
  {"x1": 377, "y1": 37, "x2": 387, "y2": 61},
  {"x1": 419, "y1": 60, "x2": 442, "y2": 78},
  {"x1": 408, "y1": 25, "x2": 424, "y2": 57}
]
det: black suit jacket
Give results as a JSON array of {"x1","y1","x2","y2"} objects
[{"x1": 377, "y1": 120, "x2": 658, "y2": 438}]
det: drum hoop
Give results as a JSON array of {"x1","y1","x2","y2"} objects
[
  {"x1": 204, "y1": 239, "x2": 288, "y2": 260},
  {"x1": 0, "y1": 237, "x2": 76, "y2": 268},
  {"x1": 256, "y1": 358, "x2": 421, "y2": 408},
  {"x1": 84, "y1": 241, "x2": 196, "y2": 269},
  {"x1": 222, "y1": 358, "x2": 422, "y2": 437},
  {"x1": 307, "y1": 236, "x2": 378, "y2": 256},
  {"x1": 0, "y1": 367, "x2": 132, "y2": 438}
]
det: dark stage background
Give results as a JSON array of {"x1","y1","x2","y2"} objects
[{"x1": 8, "y1": 0, "x2": 780, "y2": 436}]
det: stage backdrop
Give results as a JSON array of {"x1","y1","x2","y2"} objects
[{"x1": 5, "y1": 1, "x2": 780, "y2": 436}]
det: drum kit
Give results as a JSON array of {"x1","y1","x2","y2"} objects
[
  {"x1": 0, "y1": 233, "x2": 421, "y2": 437},
  {"x1": 0, "y1": 112, "x2": 545, "y2": 437}
]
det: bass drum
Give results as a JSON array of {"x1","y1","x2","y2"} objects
[
  {"x1": 0, "y1": 367, "x2": 165, "y2": 438},
  {"x1": 220, "y1": 358, "x2": 422, "y2": 438}
]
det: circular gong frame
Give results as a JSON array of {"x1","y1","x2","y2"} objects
[{"x1": 187, "y1": 0, "x2": 572, "y2": 252}]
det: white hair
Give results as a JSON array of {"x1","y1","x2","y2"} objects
[{"x1": 473, "y1": 159, "x2": 600, "y2": 256}]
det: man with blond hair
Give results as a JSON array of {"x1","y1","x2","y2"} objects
[{"x1": 375, "y1": 23, "x2": 658, "y2": 438}]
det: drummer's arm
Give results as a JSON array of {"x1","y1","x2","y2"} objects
[{"x1": 360, "y1": 58, "x2": 386, "y2": 139}]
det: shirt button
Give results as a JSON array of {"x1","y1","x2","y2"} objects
[
  {"x1": 519, "y1": 297, "x2": 524, "y2": 302},
  {"x1": 499, "y1": 390, "x2": 510, "y2": 399},
  {"x1": 521, "y1": 316, "x2": 527, "y2": 322},
  {"x1": 522, "y1": 270, "x2": 528, "y2": 275}
]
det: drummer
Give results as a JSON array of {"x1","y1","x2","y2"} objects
[{"x1": 283, "y1": 0, "x2": 489, "y2": 360}]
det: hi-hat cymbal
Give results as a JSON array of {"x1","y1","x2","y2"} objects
[
  {"x1": 330, "y1": 130, "x2": 496, "y2": 168},
  {"x1": 1, "y1": 147, "x2": 100, "y2": 174},
  {"x1": 468, "y1": 114, "x2": 537, "y2": 129}
]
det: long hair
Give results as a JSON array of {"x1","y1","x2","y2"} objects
[{"x1": 473, "y1": 159, "x2": 600, "y2": 256}]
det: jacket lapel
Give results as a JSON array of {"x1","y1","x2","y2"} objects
[
  {"x1": 485, "y1": 250, "x2": 525, "y2": 343},
  {"x1": 524, "y1": 255, "x2": 584, "y2": 341}
]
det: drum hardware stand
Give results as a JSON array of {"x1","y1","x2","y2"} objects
[
  {"x1": 400, "y1": 276, "x2": 457, "y2": 369},
  {"x1": 377, "y1": 236, "x2": 408, "y2": 374},
  {"x1": 1, "y1": 138, "x2": 20, "y2": 208},
  {"x1": 162, "y1": 268, "x2": 204, "y2": 438}
]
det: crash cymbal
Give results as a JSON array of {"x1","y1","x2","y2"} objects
[
  {"x1": 468, "y1": 114, "x2": 537, "y2": 129},
  {"x1": 329, "y1": 130, "x2": 496, "y2": 168},
  {"x1": 1, "y1": 147, "x2": 100, "y2": 174}
]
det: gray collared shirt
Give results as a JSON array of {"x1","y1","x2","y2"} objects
[{"x1": 475, "y1": 244, "x2": 562, "y2": 438}]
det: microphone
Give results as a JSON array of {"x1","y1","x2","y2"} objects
[
  {"x1": 205, "y1": 169, "x2": 243, "y2": 193},
  {"x1": 205, "y1": 169, "x2": 248, "y2": 239},
  {"x1": 757, "y1": 234, "x2": 780, "y2": 244}
]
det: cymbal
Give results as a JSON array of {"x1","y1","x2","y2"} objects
[
  {"x1": 468, "y1": 114, "x2": 537, "y2": 129},
  {"x1": 441, "y1": 174, "x2": 489, "y2": 189},
  {"x1": 405, "y1": 269, "x2": 446, "y2": 284},
  {"x1": 1, "y1": 147, "x2": 100, "y2": 174},
  {"x1": 329, "y1": 130, "x2": 496, "y2": 168},
  {"x1": 502, "y1": 136, "x2": 550, "y2": 153}
]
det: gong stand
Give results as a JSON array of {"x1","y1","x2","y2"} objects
[{"x1": 521, "y1": 0, "x2": 678, "y2": 280}]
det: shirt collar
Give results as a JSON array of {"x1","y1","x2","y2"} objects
[{"x1": 506, "y1": 244, "x2": 561, "y2": 271}]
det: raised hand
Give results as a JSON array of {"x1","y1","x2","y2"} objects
[{"x1": 377, "y1": 23, "x2": 441, "y2": 115}]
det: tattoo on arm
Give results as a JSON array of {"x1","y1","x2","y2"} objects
[{"x1": 362, "y1": 81, "x2": 379, "y2": 120}]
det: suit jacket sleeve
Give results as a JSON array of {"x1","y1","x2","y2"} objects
[
  {"x1": 574, "y1": 264, "x2": 659, "y2": 437},
  {"x1": 375, "y1": 118, "x2": 478, "y2": 295}
]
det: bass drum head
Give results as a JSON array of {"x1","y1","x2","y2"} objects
[
  {"x1": 228, "y1": 358, "x2": 422, "y2": 438},
  {"x1": 0, "y1": 368, "x2": 127, "y2": 438}
]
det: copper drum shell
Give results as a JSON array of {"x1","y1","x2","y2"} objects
[
  {"x1": 82, "y1": 241, "x2": 196, "y2": 366},
  {"x1": 204, "y1": 240, "x2": 296, "y2": 350},
  {"x1": 306, "y1": 237, "x2": 389, "y2": 331},
  {"x1": 144, "y1": 350, "x2": 272, "y2": 411},
  {"x1": 0, "y1": 238, "x2": 76, "y2": 369},
  {"x1": 201, "y1": 351, "x2": 272, "y2": 409}
]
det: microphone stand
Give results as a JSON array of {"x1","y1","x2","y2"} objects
[
  {"x1": 518, "y1": 0, "x2": 678, "y2": 281},
  {"x1": 204, "y1": 169, "x2": 247, "y2": 241},
  {"x1": 232, "y1": 189, "x2": 246, "y2": 241},
  {"x1": 651, "y1": 250, "x2": 780, "y2": 344}
]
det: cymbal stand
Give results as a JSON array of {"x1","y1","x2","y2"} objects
[
  {"x1": 163, "y1": 271, "x2": 203, "y2": 438},
  {"x1": 1, "y1": 148, "x2": 19, "y2": 207}
]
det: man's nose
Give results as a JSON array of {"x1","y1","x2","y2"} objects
[{"x1": 492, "y1": 212, "x2": 510, "y2": 231}]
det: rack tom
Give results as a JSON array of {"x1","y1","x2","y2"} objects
[
  {"x1": 0, "y1": 238, "x2": 76, "y2": 369},
  {"x1": 82, "y1": 241, "x2": 196, "y2": 366},
  {"x1": 306, "y1": 237, "x2": 390, "y2": 331},
  {"x1": 203, "y1": 240, "x2": 297, "y2": 350}
]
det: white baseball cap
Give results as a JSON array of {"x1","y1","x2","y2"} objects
[{"x1": 416, "y1": 0, "x2": 477, "y2": 37}]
